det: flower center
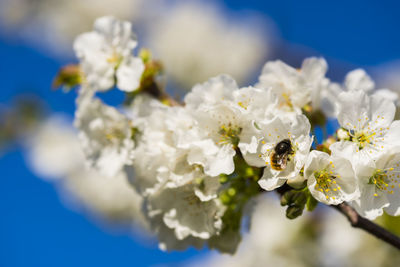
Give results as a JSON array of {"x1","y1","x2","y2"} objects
[
  {"x1": 354, "y1": 131, "x2": 376, "y2": 149},
  {"x1": 237, "y1": 101, "x2": 248, "y2": 110},
  {"x1": 314, "y1": 167, "x2": 341, "y2": 200},
  {"x1": 344, "y1": 115, "x2": 390, "y2": 150},
  {"x1": 105, "y1": 127, "x2": 125, "y2": 143},
  {"x1": 107, "y1": 51, "x2": 123, "y2": 68},
  {"x1": 280, "y1": 92, "x2": 293, "y2": 110},
  {"x1": 218, "y1": 123, "x2": 242, "y2": 146},
  {"x1": 369, "y1": 169, "x2": 393, "y2": 197}
]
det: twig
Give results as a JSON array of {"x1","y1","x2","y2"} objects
[
  {"x1": 333, "y1": 203, "x2": 400, "y2": 250},
  {"x1": 277, "y1": 184, "x2": 400, "y2": 250}
]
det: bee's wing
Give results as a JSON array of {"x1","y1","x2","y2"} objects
[{"x1": 277, "y1": 154, "x2": 288, "y2": 169}]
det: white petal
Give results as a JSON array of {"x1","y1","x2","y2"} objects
[
  {"x1": 345, "y1": 69, "x2": 374, "y2": 92},
  {"x1": 301, "y1": 57, "x2": 328, "y2": 83},
  {"x1": 184, "y1": 75, "x2": 238, "y2": 109},
  {"x1": 337, "y1": 90, "x2": 369, "y2": 130},
  {"x1": 369, "y1": 93, "x2": 395, "y2": 129},
  {"x1": 258, "y1": 168, "x2": 286, "y2": 191},
  {"x1": 116, "y1": 57, "x2": 145, "y2": 92},
  {"x1": 383, "y1": 120, "x2": 400, "y2": 148},
  {"x1": 205, "y1": 145, "x2": 236, "y2": 176},
  {"x1": 351, "y1": 186, "x2": 389, "y2": 220},
  {"x1": 374, "y1": 89, "x2": 399, "y2": 104}
]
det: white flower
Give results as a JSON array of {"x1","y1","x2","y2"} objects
[
  {"x1": 130, "y1": 100, "x2": 198, "y2": 193},
  {"x1": 146, "y1": 1, "x2": 269, "y2": 87},
  {"x1": 154, "y1": 218, "x2": 205, "y2": 251},
  {"x1": 304, "y1": 150, "x2": 359, "y2": 205},
  {"x1": 373, "y1": 89, "x2": 399, "y2": 105},
  {"x1": 342, "y1": 69, "x2": 399, "y2": 108},
  {"x1": 184, "y1": 75, "x2": 238, "y2": 110},
  {"x1": 129, "y1": 96, "x2": 223, "y2": 196},
  {"x1": 74, "y1": 91, "x2": 135, "y2": 177},
  {"x1": 74, "y1": 16, "x2": 144, "y2": 92},
  {"x1": 127, "y1": 95, "x2": 233, "y2": 249},
  {"x1": 0, "y1": 0, "x2": 145, "y2": 55},
  {"x1": 184, "y1": 75, "x2": 278, "y2": 176},
  {"x1": 257, "y1": 57, "x2": 331, "y2": 114},
  {"x1": 331, "y1": 90, "x2": 400, "y2": 164},
  {"x1": 240, "y1": 114, "x2": 313, "y2": 190},
  {"x1": 26, "y1": 115, "x2": 83, "y2": 179},
  {"x1": 145, "y1": 183, "x2": 225, "y2": 242},
  {"x1": 25, "y1": 114, "x2": 147, "y2": 228},
  {"x1": 64, "y1": 167, "x2": 147, "y2": 227},
  {"x1": 350, "y1": 150, "x2": 400, "y2": 220},
  {"x1": 344, "y1": 69, "x2": 375, "y2": 93},
  {"x1": 341, "y1": 68, "x2": 398, "y2": 106}
]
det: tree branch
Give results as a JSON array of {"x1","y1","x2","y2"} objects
[
  {"x1": 277, "y1": 183, "x2": 400, "y2": 250},
  {"x1": 333, "y1": 202, "x2": 400, "y2": 250}
]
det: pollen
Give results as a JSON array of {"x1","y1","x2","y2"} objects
[
  {"x1": 237, "y1": 101, "x2": 248, "y2": 110},
  {"x1": 369, "y1": 169, "x2": 393, "y2": 196},
  {"x1": 217, "y1": 123, "x2": 242, "y2": 146},
  {"x1": 314, "y1": 168, "x2": 340, "y2": 201}
]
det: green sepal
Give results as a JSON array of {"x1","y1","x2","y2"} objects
[
  {"x1": 52, "y1": 64, "x2": 82, "y2": 91},
  {"x1": 286, "y1": 205, "x2": 304, "y2": 219},
  {"x1": 280, "y1": 186, "x2": 318, "y2": 219},
  {"x1": 306, "y1": 193, "x2": 318, "y2": 212}
]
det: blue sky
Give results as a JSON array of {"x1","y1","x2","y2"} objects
[{"x1": 1, "y1": 1, "x2": 400, "y2": 266}]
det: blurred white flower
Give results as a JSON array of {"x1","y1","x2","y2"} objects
[
  {"x1": 190, "y1": 195, "x2": 400, "y2": 267},
  {"x1": 75, "y1": 90, "x2": 135, "y2": 177},
  {"x1": 344, "y1": 69, "x2": 375, "y2": 93},
  {"x1": 332, "y1": 68, "x2": 398, "y2": 109},
  {"x1": 74, "y1": 16, "x2": 144, "y2": 92},
  {"x1": 0, "y1": 0, "x2": 145, "y2": 56},
  {"x1": 189, "y1": 196, "x2": 311, "y2": 267},
  {"x1": 63, "y1": 167, "x2": 147, "y2": 226},
  {"x1": 26, "y1": 115, "x2": 83, "y2": 179},
  {"x1": 25, "y1": 114, "x2": 147, "y2": 227},
  {"x1": 146, "y1": 1, "x2": 271, "y2": 87},
  {"x1": 318, "y1": 209, "x2": 364, "y2": 267}
]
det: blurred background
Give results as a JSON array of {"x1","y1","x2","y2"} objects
[{"x1": 1, "y1": 0, "x2": 400, "y2": 266}]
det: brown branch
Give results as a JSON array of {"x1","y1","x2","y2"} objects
[
  {"x1": 333, "y1": 202, "x2": 400, "y2": 250},
  {"x1": 277, "y1": 184, "x2": 400, "y2": 250}
]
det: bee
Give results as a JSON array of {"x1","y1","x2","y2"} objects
[{"x1": 270, "y1": 139, "x2": 293, "y2": 171}]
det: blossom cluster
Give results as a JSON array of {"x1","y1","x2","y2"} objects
[
  {"x1": 27, "y1": 116, "x2": 147, "y2": 228},
  {"x1": 69, "y1": 16, "x2": 400, "y2": 253}
]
